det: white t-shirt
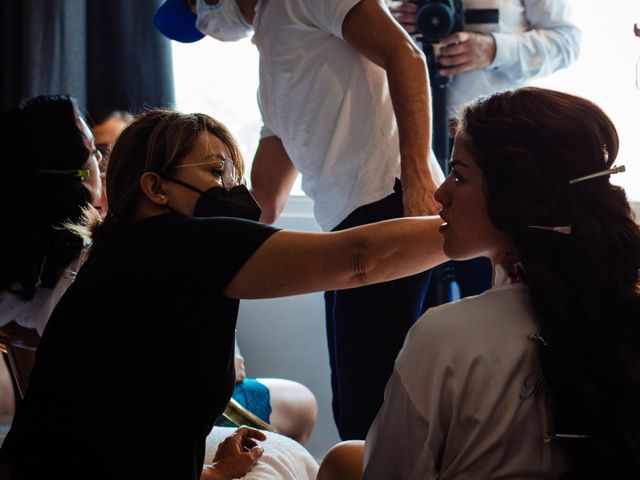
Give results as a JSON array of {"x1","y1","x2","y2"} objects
[
  {"x1": 447, "y1": 0, "x2": 580, "y2": 115},
  {"x1": 252, "y1": 0, "x2": 443, "y2": 231},
  {"x1": 362, "y1": 281, "x2": 567, "y2": 479}
]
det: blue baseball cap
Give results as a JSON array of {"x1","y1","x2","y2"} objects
[{"x1": 154, "y1": 0, "x2": 204, "y2": 43}]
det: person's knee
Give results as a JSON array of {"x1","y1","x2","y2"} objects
[
  {"x1": 292, "y1": 383, "x2": 318, "y2": 443},
  {"x1": 260, "y1": 378, "x2": 318, "y2": 444},
  {"x1": 317, "y1": 441, "x2": 365, "y2": 480}
]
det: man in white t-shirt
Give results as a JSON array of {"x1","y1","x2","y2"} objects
[{"x1": 155, "y1": 0, "x2": 444, "y2": 440}]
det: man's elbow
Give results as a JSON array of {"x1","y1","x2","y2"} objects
[
  {"x1": 259, "y1": 207, "x2": 279, "y2": 225},
  {"x1": 401, "y1": 35, "x2": 427, "y2": 65},
  {"x1": 256, "y1": 198, "x2": 287, "y2": 225},
  {"x1": 251, "y1": 188, "x2": 284, "y2": 225}
]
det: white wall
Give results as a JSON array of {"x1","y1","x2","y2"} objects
[{"x1": 234, "y1": 196, "x2": 340, "y2": 460}]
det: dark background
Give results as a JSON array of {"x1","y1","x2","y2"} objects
[{"x1": 1, "y1": 0, "x2": 175, "y2": 121}]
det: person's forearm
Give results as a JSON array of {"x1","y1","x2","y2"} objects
[
  {"x1": 223, "y1": 216, "x2": 447, "y2": 300},
  {"x1": 386, "y1": 42, "x2": 433, "y2": 186},
  {"x1": 341, "y1": 0, "x2": 433, "y2": 187},
  {"x1": 348, "y1": 216, "x2": 446, "y2": 284}
]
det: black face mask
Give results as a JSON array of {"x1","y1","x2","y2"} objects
[{"x1": 163, "y1": 177, "x2": 262, "y2": 221}]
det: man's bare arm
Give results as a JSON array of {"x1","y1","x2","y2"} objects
[
  {"x1": 250, "y1": 136, "x2": 299, "y2": 224},
  {"x1": 342, "y1": 0, "x2": 439, "y2": 216}
]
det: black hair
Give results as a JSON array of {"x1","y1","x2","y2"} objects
[
  {"x1": 0, "y1": 95, "x2": 92, "y2": 300},
  {"x1": 459, "y1": 87, "x2": 640, "y2": 477}
]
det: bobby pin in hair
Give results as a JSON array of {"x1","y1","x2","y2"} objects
[
  {"x1": 569, "y1": 165, "x2": 625, "y2": 185},
  {"x1": 544, "y1": 433, "x2": 590, "y2": 443},
  {"x1": 527, "y1": 225, "x2": 572, "y2": 235}
]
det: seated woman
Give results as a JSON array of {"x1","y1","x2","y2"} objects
[
  {"x1": 90, "y1": 109, "x2": 318, "y2": 445},
  {"x1": 0, "y1": 95, "x2": 103, "y2": 335},
  {"x1": 318, "y1": 87, "x2": 640, "y2": 479},
  {"x1": 0, "y1": 99, "x2": 312, "y2": 480},
  {"x1": 0, "y1": 95, "x2": 103, "y2": 413},
  {"x1": 0, "y1": 109, "x2": 446, "y2": 480}
]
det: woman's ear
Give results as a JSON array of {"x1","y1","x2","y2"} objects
[{"x1": 139, "y1": 172, "x2": 169, "y2": 207}]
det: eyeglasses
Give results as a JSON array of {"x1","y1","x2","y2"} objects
[
  {"x1": 96, "y1": 143, "x2": 110, "y2": 158},
  {"x1": 172, "y1": 157, "x2": 242, "y2": 190},
  {"x1": 38, "y1": 168, "x2": 91, "y2": 180},
  {"x1": 37, "y1": 146, "x2": 106, "y2": 181}
]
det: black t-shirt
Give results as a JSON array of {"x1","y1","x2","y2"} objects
[{"x1": 1, "y1": 213, "x2": 278, "y2": 479}]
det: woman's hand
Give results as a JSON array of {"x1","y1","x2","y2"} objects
[{"x1": 201, "y1": 427, "x2": 267, "y2": 480}]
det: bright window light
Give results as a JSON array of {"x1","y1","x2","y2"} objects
[
  {"x1": 172, "y1": 36, "x2": 304, "y2": 194},
  {"x1": 531, "y1": 0, "x2": 639, "y2": 201},
  {"x1": 172, "y1": 1, "x2": 639, "y2": 200}
]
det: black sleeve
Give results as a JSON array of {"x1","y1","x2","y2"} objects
[{"x1": 164, "y1": 216, "x2": 280, "y2": 294}]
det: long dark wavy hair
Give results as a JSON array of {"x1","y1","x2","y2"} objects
[
  {"x1": 457, "y1": 87, "x2": 640, "y2": 477},
  {"x1": 0, "y1": 95, "x2": 92, "y2": 300}
]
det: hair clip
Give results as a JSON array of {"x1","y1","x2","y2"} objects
[
  {"x1": 38, "y1": 168, "x2": 90, "y2": 180},
  {"x1": 544, "y1": 433, "x2": 590, "y2": 443},
  {"x1": 527, "y1": 225, "x2": 572, "y2": 235},
  {"x1": 569, "y1": 165, "x2": 625, "y2": 185},
  {"x1": 528, "y1": 334, "x2": 549, "y2": 347}
]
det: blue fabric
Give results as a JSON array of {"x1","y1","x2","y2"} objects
[
  {"x1": 217, "y1": 378, "x2": 272, "y2": 427},
  {"x1": 154, "y1": 0, "x2": 203, "y2": 43},
  {"x1": 325, "y1": 179, "x2": 433, "y2": 440}
]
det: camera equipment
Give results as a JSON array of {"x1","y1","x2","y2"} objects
[
  {"x1": 411, "y1": 0, "x2": 464, "y2": 175},
  {"x1": 411, "y1": 0, "x2": 499, "y2": 173},
  {"x1": 411, "y1": 0, "x2": 498, "y2": 305},
  {"x1": 415, "y1": 0, "x2": 465, "y2": 45}
]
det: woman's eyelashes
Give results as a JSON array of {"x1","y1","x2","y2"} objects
[{"x1": 208, "y1": 165, "x2": 225, "y2": 184}]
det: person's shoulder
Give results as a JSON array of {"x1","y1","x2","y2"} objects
[
  {"x1": 401, "y1": 284, "x2": 534, "y2": 358},
  {"x1": 131, "y1": 214, "x2": 276, "y2": 237},
  {"x1": 423, "y1": 283, "x2": 530, "y2": 330}
]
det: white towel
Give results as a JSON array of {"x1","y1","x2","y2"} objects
[{"x1": 205, "y1": 427, "x2": 319, "y2": 480}]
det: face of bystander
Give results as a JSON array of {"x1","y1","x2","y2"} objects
[
  {"x1": 92, "y1": 114, "x2": 132, "y2": 214},
  {"x1": 77, "y1": 117, "x2": 103, "y2": 208}
]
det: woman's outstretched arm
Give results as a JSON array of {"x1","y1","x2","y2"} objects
[{"x1": 224, "y1": 216, "x2": 446, "y2": 299}]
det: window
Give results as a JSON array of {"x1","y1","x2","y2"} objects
[
  {"x1": 172, "y1": 1, "x2": 639, "y2": 200},
  {"x1": 531, "y1": 0, "x2": 639, "y2": 201},
  {"x1": 172, "y1": 36, "x2": 306, "y2": 195}
]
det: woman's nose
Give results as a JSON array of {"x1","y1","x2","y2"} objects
[{"x1": 434, "y1": 179, "x2": 449, "y2": 207}]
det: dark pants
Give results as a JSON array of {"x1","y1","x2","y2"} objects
[{"x1": 325, "y1": 180, "x2": 432, "y2": 440}]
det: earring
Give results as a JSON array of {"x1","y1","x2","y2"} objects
[
  {"x1": 160, "y1": 194, "x2": 167, "y2": 201},
  {"x1": 504, "y1": 249, "x2": 526, "y2": 282}
]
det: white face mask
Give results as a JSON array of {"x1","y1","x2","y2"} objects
[{"x1": 195, "y1": 0, "x2": 253, "y2": 42}]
